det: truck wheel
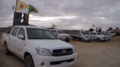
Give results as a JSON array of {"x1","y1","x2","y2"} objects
[
  {"x1": 72, "y1": 37, "x2": 75, "y2": 40},
  {"x1": 66, "y1": 40, "x2": 70, "y2": 42},
  {"x1": 97, "y1": 38, "x2": 100, "y2": 42},
  {"x1": 25, "y1": 55, "x2": 35, "y2": 67},
  {"x1": 4, "y1": 42, "x2": 10, "y2": 55},
  {"x1": 81, "y1": 38, "x2": 84, "y2": 41},
  {"x1": 103, "y1": 40, "x2": 106, "y2": 42}
]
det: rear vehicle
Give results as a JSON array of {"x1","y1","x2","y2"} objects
[
  {"x1": 2, "y1": 25, "x2": 77, "y2": 67},
  {"x1": 102, "y1": 32, "x2": 111, "y2": 41},
  {"x1": 92, "y1": 32, "x2": 106, "y2": 42},
  {"x1": 70, "y1": 30, "x2": 93, "y2": 42},
  {"x1": 107, "y1": 31, "x2": 115, "y2": 37},
  {"x1": 115, "y1": 28, "x2": 120, "y2": 36},
  {"x1": 50, "y1": 29, "x2": 70, "y2": 42}
]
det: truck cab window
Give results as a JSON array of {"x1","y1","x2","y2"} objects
[
  {"x1": 11, "y1": 27, "x2": 19, "y2": 36},
  {"x1": 17, "y1": 28, "x2": 25, "y2": 38}
]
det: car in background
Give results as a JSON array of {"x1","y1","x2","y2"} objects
[
  {"x1": 70, "y1": 30, "x2": 93, "y2": 42},
  {"x1": 107, "y1": 31, "x2": 115, "y2": 37},
  {"x1": 92, "y1": 32, "x2": 106, "y2": 42},
  {"x1": 50, "y1": 29, "x2": 71, "y2": 42},
  {"x1": 101, "y1": 31, "x2": 111, "y2": 41}
]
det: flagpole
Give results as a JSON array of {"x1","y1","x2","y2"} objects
[
  {"x1": 27, "y1": 4, "x2": 30, "y2": 25},
  {"x1": 15, "y1": 0, "x2": 18, "y2": 12}
]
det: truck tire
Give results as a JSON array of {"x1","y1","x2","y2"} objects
[
  {"x1": 81, "y1": 38, "x2": 84, "y2": 41},
  {"x1": 103, "y1": 40, "x2": 106, "y2": 42},
  {"x1": 66, "y1": 40, "x2": 70, "y2": 42},
  {"x1": 72, "y1": 37, "x2": 75, "y2": 40},
  {"x1": 25, "y1": 55, "x2": 35, "y2": 67},
  {"x1": 4, "y1": 42, "x2": 10, "y2": 55},
  {"x1": 97, "y1": 38, "x2": 100, "y2": 42}
]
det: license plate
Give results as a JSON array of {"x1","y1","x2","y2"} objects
[{"x1": 61, "y1": 62, "x2": 68, "y2": 65}]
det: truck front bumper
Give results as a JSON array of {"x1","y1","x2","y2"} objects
[
  {"x1": 84, "y1": 38, "x2": 92, "y2": 41},
  {"x1": 100, "y1": 38, "x2": 106, "y2": 41},
  {"x1": 62, "y1": 37, "x2": 70, "y2": 41},
  {"x1": 32, "y1": 53, "x2": 77, "y2": 67}
]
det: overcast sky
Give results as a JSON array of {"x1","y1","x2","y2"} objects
[{"x1": 0, "y1": 0, "x2": 120, "y2": 30}]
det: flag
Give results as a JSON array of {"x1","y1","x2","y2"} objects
[
  {"x1": 99, "y1": 26, "x2": 101, "y2": 29},
  {"x1": 92, "y1": 24, "x2": 95, "y2": 27},
  {"x1": 12, "y1": 5, "x2": 15, "y2": 10},
  {"x1": 16, "y1": 0, "x2": 29, "y2": 10},
  {"x1": 96, "y1": 27, "x2": 98, "y2": 32},
  {"x1": 25, "y1": 14, "x2": 29, "y2": 19},
  {"x1": 52, "y1": 24, "x2": 57, "y2": 28},
  {"x1": 29, "y1": 4, "x2": 38, "y2": 13}
]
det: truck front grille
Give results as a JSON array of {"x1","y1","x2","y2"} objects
[
  {"x1": 52, "y1": 48, "x2": 73, "y2": 56},
  {"x1": 50, "y1": 58, "x2": 74, "y2": 65}
]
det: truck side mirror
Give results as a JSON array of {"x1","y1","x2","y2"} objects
[{"x1": 18, "y1": 34, "x2": 25, "y2": 40}]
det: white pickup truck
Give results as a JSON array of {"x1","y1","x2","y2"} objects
[
  {"x1": 92, "y1": 32, "x2": 106, "y2": 42},
  {"x1": 70, "y1": 30, "x2": 93, "y2": 42},
  {"x1": 2, "y1": 25, "x2": 77, "y2": 67},
  {"x1": 50, "y1": 29, "x2": 71, "y2": 42}
]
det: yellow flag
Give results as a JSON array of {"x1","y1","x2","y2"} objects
[
  {"x1": 25, "y1": 14, "x2": 28, "y2": 19},
  {"x1": 99, "y1": 26, "x2": 101, "y2": 29},
  {"x1": 52, "y1": 24, "x2": 57, "y2": 28},
  {"x1": 16, "y1": 0, "x2": 29, "y2": 10},
  {"x1": 92, "y1": 24, "x2": 95, "y2": 27}
]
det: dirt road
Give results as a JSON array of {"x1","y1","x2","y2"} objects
[{"x1": 0, "y1": 36, "x2": 120, "y2": 67}]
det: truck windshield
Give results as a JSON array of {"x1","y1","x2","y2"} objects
[
  {"x1": 85, "y1": 31, "x2": 93, "y2": 35},
  {"x1": 58, "y1": 30, "x2": 65, "y2": 34},
  {"x1": 27, "y1": 28, "x2": 58, "y2": 39},
  {"x1": 97, "y1": 33, "x2": 102, "y2": 35}
]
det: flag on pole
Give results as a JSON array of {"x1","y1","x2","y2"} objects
[
  {"x1": 52, "y1": 24, "x2": 57, "y2": 28},
  {"x1": 29, "y1": 4, "x2": 38, "y2": 13},
  {"x1": 99, "y1": 26, "x2": 101, "y2": 29},
  {"x1": 92, "y1": 24, "x2": 95, "y2": 27},
  {"x1": 16, "y1": 0, "x2": 29, "y2": 10},
  {"x1": 25, "y1": 14, "x2": 29, "y2": 19}
]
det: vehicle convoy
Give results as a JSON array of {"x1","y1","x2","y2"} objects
[
  {"x1": 2, "y1": 26, "x2": 77, "y2": 67},
  {"x1": 50, "y1": 29, "x2": 71, "y2": 42},
  {"x1": 70, "y1": 30, "x2": 93, "y2": 42},
  {"x1": 92, "y1": 32, "x2": 107, "y2": 42}
]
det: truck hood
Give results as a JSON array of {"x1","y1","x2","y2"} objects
[{"x1": 29, "y1": 40, "x2": 73, "y2": 50}]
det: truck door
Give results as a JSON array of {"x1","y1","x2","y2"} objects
[
  {"x1": 15, "y1": 28, "x2": 25, "y2": 56},
  {"x1": 9, "y1": 27, "x2": 19, "y2": 52}
]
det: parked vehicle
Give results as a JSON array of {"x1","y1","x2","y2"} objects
[
  {"x1": 101, "y1": 31, "x2": 111, "y2": 41},
  {"x1": 70, "y1": 30, "x2": 93, "y2": 42},
  {"x1": 107, "y1": 31, "x2": 115, "y2": 37},
  {"x1": 2, "y1": 25, "x2": 77, "y2": 67},
  {"x1": 92, "y1": 32, "x2": 106, "y2": 42},
  {"x1": 115, "y1": 28, "x2": 120, "y2": 36},
  {"x1": 50, "y1": 29, "x2": 70, "y2": 42}
]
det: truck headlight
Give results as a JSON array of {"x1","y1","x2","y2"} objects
[
  {"x1": 36, "y1": 47, "x2": 51, "y2": 56},
  {"x1": 72, "y1": 47, "x2": 76, "y2": 53}
]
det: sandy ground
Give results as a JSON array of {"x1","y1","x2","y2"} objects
[{"x1": 0, "y1": 35, "x2": 120, "y2": 67}]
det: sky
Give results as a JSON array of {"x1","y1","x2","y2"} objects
[{"x1": 0, "y1": 0, "x2": 120, "y2": 30}]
